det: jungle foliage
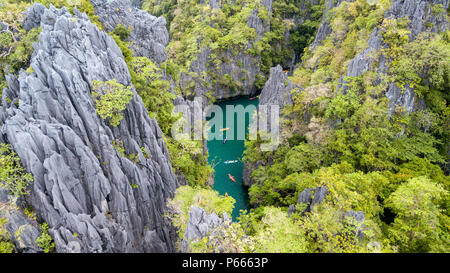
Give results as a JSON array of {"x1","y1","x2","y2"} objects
[{"x1": 171, "y1": 0, "x2": 449, "y2": 253}]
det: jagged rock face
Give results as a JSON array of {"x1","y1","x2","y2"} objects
[
  {"x1": 130, "y1": 0, "x2": 145, "y2": 8},
  {"x1": 388, "y1": 0, "x2": 449, "y2": 38},
  {"x1": 343, "y1": 0, "x2": 449, "y2": 113},
  {"x1": 180, "y1": 0, "x2": 272, "y2": 101},
  {"x1": 0, "y1": 189, "x2": 42, "y2": 253},
  {"x1": 345, "y1": 210, "x2": 365, "y2": 240},
  {"x1": 259, "y1": 65, "x2": 297, "y2": 107},
  {"x1": 287, "y1": 186, "x2": 328, "y2": 216},
  {"x1": 91, "y1": 0, "x2": 169, "y2": 64},
  {"x1": 311, "y1": 0, "x2": 354, "y2": 50},
  {"x1": 242, "y1": 161, "x2": 263, "y2": 187},
  {"x1": 0, "y1": 5, "x2": 179, "y2": 253},
  {"x1": 181, "y1": 206, "x2": 229, "y2": 253},
  {"x1": 22, "y1": 3, "x2": 45, "y2": 31},
  {"x1": 181, "y1": 49, "x2": 261, "y2": 100},
  {"x1": 297, "y1": 186, "x2": 328, "y2": 213}
]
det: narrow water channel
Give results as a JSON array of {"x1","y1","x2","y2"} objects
[{"x1": 206, "y1": 96, "x2": 259, "y2": 220}]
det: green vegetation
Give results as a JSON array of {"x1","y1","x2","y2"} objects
[
  {"x1": 111, "y1": 139, "x2": 125, "y2": 157},
  {"x1": 35, "y1": 223, "x2": 55, "y2": 253},
  {"x1": 91, "y1": 79, "x2": 134, "y2": 127},
  {"x1": 111, "y1": 23, "x2": 130, "y2": 41},
  {"x1": 0, "y1": 218, "x2": 14, "y2": 253},
  {"x1": 36, "y1": 0, "x2": 102, "y2": 29},
  {"x1": 0, "y1": 0, "x2": 448, "y2": 254},
  {"x1": 386, "y1": 177, "x2": 449, "y2": 252},
  {"x1": 235, "y1": 0, "x2": 450, "y2": 253},
  {"x1": 166, "y1": 185, "x2": 235, "y2": 241},
  {"x1": 0, "y1": 143, "x2": 33, "y2": 198},
  {"x1": 0, "y1": 1, "x2": 41, "y2": 95}
]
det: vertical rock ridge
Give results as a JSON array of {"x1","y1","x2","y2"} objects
[{"x1": 1, "y1": 4, "x2": 178, "y2": 253}]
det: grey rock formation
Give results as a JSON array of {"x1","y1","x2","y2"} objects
[
  {"x1": 287, "y1": 186, "x2": 328, "y2": 216},
  {"x1": 0, "y1": 189, "x2": 42, "y2": 253},
  {"x1": 209, "y1": 0, "x2": 221, "y2": 9},
  {"x1": 0, "y1": 5, "x2": 178, "y2": 252},
  {"x1": 91, "y1": 0, "x2": 169, "y2": 64},
  {"x1": 181, "y1": 206, "x2": 230, "y2": 253},
  {"x1": 259, "y1": 65, "x2": 298, "y2": 107},
  {"x1": 242, "y1": 161, "x2": 263, "y2": 188},
  {"x1": 287, "y1": 204, "x2": 296, "y2": 217},
  {"x1": 345, "y1": 210, "x2": 365, "y2": 240},
  {"x1": 342, "y1": 0, "x2": 449, "y2": 113},
  {"x1": 22, "y1": 3, "x2": 46, "y2": 31},
  {"x1": 242, "y1": 65, "x2": 300, "y2": 187},
  {"x1": 311, "y1": 0, "x2": 354, "y2": 50},
  {"x1": 385, "y1": 83, "x2": 421, "y2": 114},
  {"x1": 297, "y1": 186, "x2": 328, "y2": 212},
  {"x1": 179, "y1": 0, "x2": 273, "y2": 101}
]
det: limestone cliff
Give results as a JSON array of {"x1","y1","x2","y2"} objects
[
  {"x1": 91, "y1": 0, "x2": 169, "y2": 64},
  {"x1": 0, "y1": 4, "x2": 178, "y2": 253}
]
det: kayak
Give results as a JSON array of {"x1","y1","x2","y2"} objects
[
  {"x1": 220, "y1": 128, "x2": 229, "y2": 131},
  {"x1": 249, "y1": 97, "x2": 257, "y2": 100},
  {"x1": 228, "y1": 174, "x2": 236, "y2": 183},
  {"x1": 223, "y1": 138, "x2": 227, "y2": 144},
  {"x1": 224, "y1": 160, "x2": 238, "y2": 164}
]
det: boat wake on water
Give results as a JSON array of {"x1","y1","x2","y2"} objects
[{"x1": 224, "y1": 160, "x2": 239, "y2": 164}]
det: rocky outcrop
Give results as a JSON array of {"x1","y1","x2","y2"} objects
[
  {"x1": 0, "y1": 4, "x2": 178, "y2": 252},
  {"x1": 179, "y1": 0, "x2": 272, "y2": 101},
  {"x1": 343, "y1": 0, "x2": 449, "y2": 113},
  {"x1": 388, "y1": 0, "x2": 449, "y2": 38},
  {"x1": 181, "y1": 206, "x2": 230, "y2": 252},
  {"x1": 345, "y1": 210, "x2": 365, "y2": 240},
  {"x1": 288, "y1": 186, "x2": 328, "y2": 216},
  {"x1": 242, "y1": 65, "x2": 300, "y2": 187},
  {"x1": 242, "y1": 161, "x2": 263, "y2": 188},
  {"x1": 297, "y1": 186, "x2": 328, "y2": 212},
  {"x1": 22, "y1": 3, "x2": 46, "y2": 31},
  {"x1": 311, "y1": 0, "x2": 354, "y2": 50},
  {"x1": 259, "y1": 65, "x2": 298, "y2": 107},
  {"x1": 91, "y1": 0, "x2": 169, "y2": 64}
]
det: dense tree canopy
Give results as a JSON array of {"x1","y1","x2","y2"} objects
[{"x1": 0, "y1": 0, "x2": 448, "y2": 253}]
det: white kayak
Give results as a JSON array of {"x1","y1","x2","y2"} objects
[{"x1": 224, "y1": 160, "x2": 238, "y2": 164}]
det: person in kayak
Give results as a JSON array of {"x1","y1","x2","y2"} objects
[{"x1": 228, "y1": 174, "x2": 236, "y2": 183}]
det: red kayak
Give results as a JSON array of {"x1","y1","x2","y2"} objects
[
  {"x1": 249, "y1": 97, "x2": 257, "y2": 101},
  {"x1": 228, "y1": 174, "x2": 236, "y2": 183}
]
